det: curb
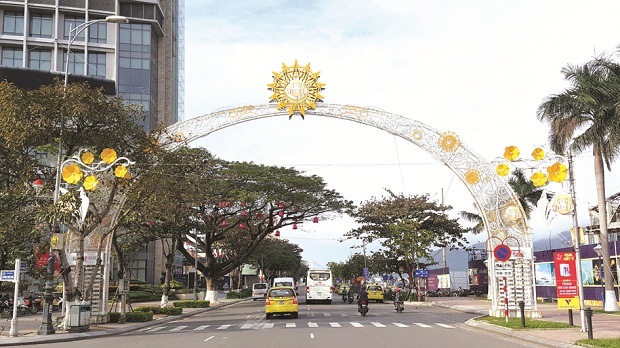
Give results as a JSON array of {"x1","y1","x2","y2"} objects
[{"x1": 0, "y1": 298, "x2": 248, "y2": 347}]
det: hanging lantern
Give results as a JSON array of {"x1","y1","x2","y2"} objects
[
  {"x1": 292, "y1": 224, "x2": 298, "y2": 230},
  {"x1": 279, "y1": 202, "x2": 285, "y2": 209},
  {"x1": 256, "y1": 212, "x2": 264, "y2": 218},
  {"x1": 275, "y1": 230, "x2": 280, "y2": 237},
  {"x1": 240, "y1": 201, "x2": 246, "y2": 207},
  {"x1": 313, "y1": 217, "x2": 319, "y2": 223},
  {"x1": 225, "y1": 201, "x2": 231, "y2": 207},
  {"x1": 218, "y1": 202, "x2": 224, "y2": 208},
  {"x1": 222, "y1": 220, "x2": 228, "y2": 227},
  {"x1": 32, "y1": 179, "x2": 44, "y2": 195},
  {"x1": 241, "y1": 211, "x2": 248, "y2": 217},
  {"x1": 279, "y1": 211, "x2": 284, "y2": 217},
  {"x1": 239, "y1": 223, "x2": 245, "y2": 229}
]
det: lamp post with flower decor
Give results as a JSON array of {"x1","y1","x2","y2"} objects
[
  {"x1": 495, "y1": 145, "x2": 585, "y2": 332},
  {"x1": 42, "y1": 147, "x2": 133, "y2": 333}
]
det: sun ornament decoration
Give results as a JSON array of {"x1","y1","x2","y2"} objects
[
  {"x1": 465, "y1": 169, "x2": 481, "y2": 185},
  {"x1": 438, "y1": 131, "x2": 460, "y2": 152},
  {"x1": 268, "y1": 60, "x2": 325, "y2": 119}
]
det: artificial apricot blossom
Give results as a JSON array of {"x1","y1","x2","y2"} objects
[
  {"x1": 100, "y1": 148, "x2": 117, "y2": 164},
  {"x1": 83, "y1": 175, "x2": 99, "y2": 191},
  {"x1": 81, "y1": 151, "x2": 95, "y2": 164},
  {"x1": 531, "y1": 147, "x2": 545, "y2": 161},
  {"x1": 530, "y1": 172, "x2": 547, "y2": 187},
  {"x1": 547, "y1": 162, "x2": 568, "y2": 182},
  {"x1": 62, "y1": 163, "x2": 83, "y2": 184},
  {"x1": 114, "y1": 165, "x2": 128, "y2": 178},
  {"x1": 503, "y1": 146, "x2": 520, "y2": 161},
  {"x1": 496, "y1": 163, "x2": 510, "y2": 176}
]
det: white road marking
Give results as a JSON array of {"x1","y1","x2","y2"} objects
[
  {"x1": 240, "y1": 323, "x2": 253, "y2": 329},
  {"x1": 310, "y1": 333, "x2": 314, "y2": 338},
  {"x1": 204, "y1": 336, "x2": 214, "y2": 342},
  {"x1": 329, "y1": 322, "x2": 341, "y2": 327},
  {"x1": 170, "y1": 325, "x2": 187, "y2": 331},
  {"x1": 323, "y1": 313, "x2": 332, "y2": 317},
  {"x1": 350, "y1": 322, "x2": 364, "y2": 327},
  {"x1": 414, "y1": 323, "x2": 432, "y2": 328},
  {"x1": 435, "y1": 323, "x2": 455, "y2": 328},
  {"x1": 262, "y1": 323, "x2": 274, "y2": 329},
  {"x1": 147, "y1": 327, "x2": 166, "y2": 332},
  {"x1": 371, "y1": 322, "x2": 386, "y2": 327},
  {"x1": 194, "y1": 325, "x2": 210, "y2": 330},
  {"x1": 393, "y1": 323, "x2": 409, "y2": 328},
  {"x1": 286, "y1": 323, "x2": 296, "y2": 328},
  {"x1": 308, "y1": 322, "x2": 318, "y2": 328},
  {"x1": 217, "y1": 324, "x2": 231, "y2": 330},
  {"x1": 307, "y1": 313, "x2": 315, "y2": 317}
]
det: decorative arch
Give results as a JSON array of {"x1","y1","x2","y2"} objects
[{"x1": 161, "y1": 102, "x2": 533, "y2": 252}]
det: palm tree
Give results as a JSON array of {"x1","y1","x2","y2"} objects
[
  {"x1": 537, "y1": 54, "x2": 620, "y2": 311},
  {"x1": 459, "y1": 169, "x2": 543, "y2": 234}
]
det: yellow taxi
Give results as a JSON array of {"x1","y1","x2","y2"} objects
[
  {"x1": 265, "y1": 286, "x2": 298, "y2": 319},
  {"x1": 366, "y1": 284, "x2": 384, "y2": 303}
]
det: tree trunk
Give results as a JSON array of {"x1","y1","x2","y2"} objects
[
  {"x1": 205, "y1": 276, "x2": 219, "y2": 303},
  {"x1": 593, "y1": 151, "x2": 619, "y2": 311}
]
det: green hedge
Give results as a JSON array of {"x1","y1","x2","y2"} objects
[
  {"x1": 227, "y1": 289, "x2": 251, "y2": 298},
  {"x1": 173, "y1": 300, "x2": 210, "y2": 308},
  {"x1": 109, "y1": 311, "x2": 153, "y2": 323},
  {"x1": 134, "y1": 306, "x2": 183, "y2": 315}
]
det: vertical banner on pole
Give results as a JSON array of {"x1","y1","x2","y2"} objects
[{"x1": 553, "y1": 252, "x2": 580, "y2": 309}]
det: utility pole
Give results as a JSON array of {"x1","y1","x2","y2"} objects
[{"x1": 442, "y1": 188, "x2": 447, "y2": 269}]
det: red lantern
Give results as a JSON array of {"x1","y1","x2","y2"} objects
[
  {"x1": 222, "y1": 220, "x2": 228, "y2": 227},
  {"x1": 313, "y1": 217, "x2": 319, "y2": 223},
  {"x1": 275, "y1": 230, "x2": 280, "y2": 237},
  {"x1": 240, "y1": 201, "x2": 246, "y2": 207},
  {"x1": 226, "y1": 201, "x2": 231, "y2": 207},
  {"x1": 256, "y1": 212, "x2": 264, "y2": 218},
  {"x1": 241, "y1": 211, "x2": 248, "y2": 217},
  {"x1": 292, "y1": 224, "x2": 298, "y2": 230},
  {"x1": 217, "y1": 202, "x2": 224, "y2": 208},
  {"x1": 279, "y1": 203, "x2": 285, "y2": 209},
  {"x1": 278, "y1": 211, "x2": 284, "y2": 217},
  {"x1": 239, "y1": 223, "x2": 245, "y2": 229}
]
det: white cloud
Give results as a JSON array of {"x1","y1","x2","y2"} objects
[{"x1": 184, "y1": 0, "x2": 620, "y2": 266}]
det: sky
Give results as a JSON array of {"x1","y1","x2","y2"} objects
[{"x1": 182, "y1": 1, "x2": 620, "y2": 269}]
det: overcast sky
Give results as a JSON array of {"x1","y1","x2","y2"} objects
[{"x1": 183, "y1": 1, "x2": 620, "y2": 268}]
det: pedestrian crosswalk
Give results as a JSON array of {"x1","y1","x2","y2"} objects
[{"x1": 141, "y1": 321, "x2": 456, "y2": 333}]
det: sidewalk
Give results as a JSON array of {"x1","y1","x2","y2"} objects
[{"x1": 424, "y1": 297, "x2": 620, "y2": 348}]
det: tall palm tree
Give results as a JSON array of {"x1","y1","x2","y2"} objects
[
  {"x1": 459, "y1": 169, "x2": 543, "y2": 234},
  {"x1": 537, "y1": 54, "x2": 620, "y2": 311}
]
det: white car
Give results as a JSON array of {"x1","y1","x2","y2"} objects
[{"x1": 252, "y1": 283, "x2": 269, "y2": 301}]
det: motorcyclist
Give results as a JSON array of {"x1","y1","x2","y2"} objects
[
  {"x1": 394, "y1": 287, "x2": 403, "y2": 310},
  {"x1": 357, "y1": 285, "x2": 369, "y2": 311},
  {"x1": 341, "y1": 286, "x2": 349, "y2": 302}
]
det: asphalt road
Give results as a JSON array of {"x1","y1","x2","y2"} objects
[{"x1": 36, "y1": 295, "x2": 551, "y2": 348}]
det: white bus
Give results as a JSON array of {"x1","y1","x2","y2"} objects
[{"x1": 305, "y1": 269, "x2": 333, "y2": 304}]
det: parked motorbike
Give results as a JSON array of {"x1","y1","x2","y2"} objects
[
  {"x1": 51, "y1": 296, "x2": 63, "y2": 312},
  {"x1": 16, "y1": 297, "x2": 29, "y2": 315},
  {"x1": 24, "y1": 296, "x2": 39, "y2": 314},
  {"x1": 358, "y1": 300, "x2": 368, "y2": 317}
]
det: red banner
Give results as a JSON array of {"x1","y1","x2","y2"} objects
[
  {"x1": 553, "y1": 252, "x2": 579, "y2": 309},
  {"x1": 35, "y1": 252, "x2": 61, "y2": 273}
]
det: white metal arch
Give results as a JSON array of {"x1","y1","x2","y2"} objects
[{"x1": 162, "y1": 102, "x2": 539, "y2": 315}]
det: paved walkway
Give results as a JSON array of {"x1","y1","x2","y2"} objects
[{"x1": 0, "y1": 296, "x2": 617, "y2": 347}]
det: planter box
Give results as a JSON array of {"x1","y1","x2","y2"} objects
[{"x1": 175, "y1": 292, "x2": 205, "y2": 300}]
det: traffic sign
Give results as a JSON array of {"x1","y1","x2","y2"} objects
[
  {"x1": 1, "y1": 270, "x2": 15, "y2": 282},
  {"x1": 20, "y1": 262, "x2": 26, "y2": 272},
  {"x1": 494, "y1": 244, "x2": 512, "y2": 262},
  {"x1": 414, "y1": 269, "x2": 429, "y2": 278}
]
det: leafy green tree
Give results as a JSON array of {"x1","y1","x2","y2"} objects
[
  {"x1": 537, "y1": 54, "x2": 620, "y2": 311},
  {"x1": 345, "y1": 190, "x2": 470, "y2": 288},
  {"x1": 246, "y1": 237, "x2": 307, "y2": 282}
]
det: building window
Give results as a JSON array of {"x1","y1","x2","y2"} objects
[
  {"x1": 63, "y1": 51, "x2": 85, "y2": 75},
  {"x1": 89, "y1": 22, "x2": 107, "y2": 43},
  {"x1": 64, "y1": 16, "x2": 85, "y2": 41},
  {"x1": 29, "y1": 49, "x2": 52, "y2": 71},
  {"x1": 3, "y1": 12, "x2": 24, "y2": 36},
  {"x1": 87, "y1": 52, "x2": 106, "y2": 77},
  {"x1": 29, "y1": 13, "x2": 53, "y2": 38},
  {"x1": 1, "y1": 47, "x2": 23, "y2": 67}
]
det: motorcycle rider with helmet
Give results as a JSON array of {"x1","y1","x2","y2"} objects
[{"x1": 394, "y1": 287, "x2": 403, "y2": 311}]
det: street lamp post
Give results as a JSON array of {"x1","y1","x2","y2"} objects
[
  {"x1": 37, "y1": 15, "x2": 129, "y2": 336},
  {"x1": 593, "y1": 243, "x2": 604, "y2": 307}
]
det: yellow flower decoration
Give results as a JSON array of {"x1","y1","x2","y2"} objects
[
  {"x1": 438, "y1": 131, "x2": 460, "y2": 152},
  {"x1": 547, "y1": 162, "x2": 568, "y2": 182},
  {"x1": 530, "y1": 172, "x2": 547, "y2": 187},
  {"x1": 81, "y1": 151, "x2": 95, "y2": 164},
  {"x1": 114, "y1": 165, "x2": 128, "y2": 178},
  {"x1": 83, "y1": 175, "x2": 99, "y2": 191},
  {"x1": 465, "y1": 169, "x2": 481, "y2": 185},
  {"x1": 62, "y1": 163, "x2": 83, "y2": 184},
  {"x1": 100, "y1": 148, "x2": 117, "y2": 164},
  {"x1": 503, "y1": 146, "x2": 520, "y2": 161},
  {"x1": 412, "y1": 129, "x2": 423, "y2": 141},
  {"x1": 531, "y1": 147, "x2": 545, "y2": 161},
  {"x1": 496, "y1": 163, "x2": 510, "y2": 176}
]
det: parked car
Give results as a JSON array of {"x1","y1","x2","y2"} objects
[
  {"x1": 252, "y1": 283, "x2": 269, "y2": 301},
  {"x1": 265, "y1": 286, "x2": 298, "y2": 319}
]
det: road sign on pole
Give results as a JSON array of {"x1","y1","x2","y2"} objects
[
  {"x1": 0, "y1": 270, "x2": 15, "y2": 282},
  {"x1": 494, "y1": 244, "x2": 512, "y2": 262}
]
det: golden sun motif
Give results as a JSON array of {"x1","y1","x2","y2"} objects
[
  {"x1": 438, "y1": 131, "x2": 460, "y2": 152},
  {"x1": 268, "y1": 60, "x2": 325, "y2": 118}
]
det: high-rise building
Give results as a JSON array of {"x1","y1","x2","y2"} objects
[{"x1": 0, "y1": 0, "x2": 185, "y2": 286}]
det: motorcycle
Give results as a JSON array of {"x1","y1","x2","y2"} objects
[
  {"x1": 51, "y1": 296, "x2": 63, "y2": 312},
  {"x1": 347, "y1": 292, "x2": 353, "y2": 304},
  {"x1": 395, "y1": 300, "x2": 404, "y2": 313},
  {"x1": 358, "y1": 300, "x2": 368, "y2": 317},
  {"x1": 24, "y1": 296, "x2": 39, "y2": 314},
  {"x1": 16, "y1": 297, "x2": 29, "y2": 315}
]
